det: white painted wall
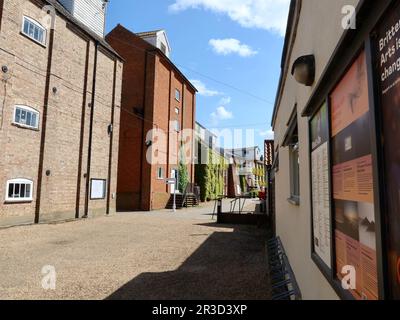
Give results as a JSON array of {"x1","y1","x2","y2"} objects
[
  {"x1": 273, "y1": 0, "x2": 361, "y2": 300},
  {"x1": 140, "y1": 31, "x2": 171, "y2": 58},
  {"x1": 58, "y1": 0, "x2": 107, "y2": 37}
]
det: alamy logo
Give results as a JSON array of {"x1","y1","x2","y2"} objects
[
  {"x1": 341, "y1": 265, "x2": 356, "y2": 290},
  {"x1": 342, "y1": 5, "x2": 356, "y2": 30},
  {"x1": 41, "y1": 265, "x2": 57, "y2": 290}
]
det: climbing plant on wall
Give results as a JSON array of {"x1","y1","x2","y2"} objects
[{"x1": 195, "y1": 147, "x2": 228, "y2": 202}]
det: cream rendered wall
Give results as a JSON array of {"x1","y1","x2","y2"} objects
[{"x1": 273, "y1": 0, "x2": 360, "y2": 300}]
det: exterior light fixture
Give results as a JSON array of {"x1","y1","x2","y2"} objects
[
  {"x1": 291, "y1": 55, "x2": 315, "y2": 86},
  {"x1": 145, "y1": 140, "x2": 152, "y2": 147}
]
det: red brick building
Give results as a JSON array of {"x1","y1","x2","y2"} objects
[{"x1": 106, "y1": 25, "x2": 197, "y2": 211}]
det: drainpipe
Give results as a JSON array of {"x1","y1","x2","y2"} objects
[
  {"x1": 35, "y1": 27, "x2": 55, "y2": 224},
  {"x1": 84, "y1": 41, "x2": 99, "y2": 218},
  {"x1": 106, "y1": 59, "x2": 118, "y2": 214}
]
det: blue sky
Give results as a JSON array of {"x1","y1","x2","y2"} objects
[{"x1": 106, "y1": 0, "x2": 290, "y2": 149}]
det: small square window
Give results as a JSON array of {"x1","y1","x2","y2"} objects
[
  {"x1": 175, "y1": 89, "x2": 181, "y2": 102},
  {"x1": 157, "y1": 167, "x2": 164, "y2": 180}
]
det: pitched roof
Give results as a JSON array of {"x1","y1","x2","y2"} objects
[
  {"x1": 46, "y1": 0, "x2": 122, "y2": 59},
  {"x1": 108, "y1": 24, "x2": 197, "y2": 93}
]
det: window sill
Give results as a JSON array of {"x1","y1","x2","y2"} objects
[
  {"x1": 5, "y1": 199, "x2": 33, "y2": 204},
  {"x1": 12, "y1": 123, "x2": 40, "y2": 131},
  {"x1": 287, "y1": 196, "x2": 300, "y2": 206},
  {"x1": 20, "y1": 31, "x2": 47, "y2": 48}
]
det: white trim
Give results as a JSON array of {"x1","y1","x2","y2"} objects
[
  {"x1": 5, "y1": 178, "x2": 34, "y2": 202},
  {"x1": 13, "y1": 105, "x2": 40, "y2": 130},
  {"x1": 21, "y1": 16, "x2": 47, "y2": 46}
]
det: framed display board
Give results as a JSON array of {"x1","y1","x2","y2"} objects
[
  {"x1": 310, "y1": 102, "x2": 332, "y2": 269},
  {"x1": 90, "y1": 179, "x2": 107, "y2": 200},
  {"x1": 373, "y1": 0, "x2": 400, "y2": 300}
]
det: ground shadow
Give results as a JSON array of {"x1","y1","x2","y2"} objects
[{"x1": 106, "y1": 225, "x2": 271, "y2": 300}]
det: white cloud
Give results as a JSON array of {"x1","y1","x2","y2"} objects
[
  {"x1": 259, "y1": 129, "x2": 274, "y2": 140},
  {"x1": 169, "y1": 0, "x2": 290, "y2": 36},
  {"x1": 211, "y1": 106, "x2": 234, "y2": 125},
  {"x1": 209, "y1": 38, "x2": 258, "y2": 57},
  {"x1": 190, "y1": 79, "x2": 221, "y2": 96},
  {"x1": 219, "y1": 96, "x2": 231, "y2": 105}
]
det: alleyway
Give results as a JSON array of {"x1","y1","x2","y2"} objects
[{"x1": 0, "y1": 200, "x2": 271, "y2": 300}]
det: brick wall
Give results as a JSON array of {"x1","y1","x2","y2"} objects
[
  {"x1": 106, "y1": 25, "x2": 196, "y2": 211},
  {"x1": 0, "y1": 0, "x2": 122, "y2": 227}
]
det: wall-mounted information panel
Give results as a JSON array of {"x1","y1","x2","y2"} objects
[{"x1": 373, "y1": 0, "x2": 400, "y2": 300}]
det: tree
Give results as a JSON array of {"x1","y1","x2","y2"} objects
[{"x1": 178, "y1": 162, "x2": 189, "y2": 193}]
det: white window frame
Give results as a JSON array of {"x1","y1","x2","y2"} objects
[
  {"x1": 21, "y1": 16, "x2": 47, "y2": 46},
  {"x1": 6, "y1": 179, "x2": 34, "y2": 202},
  {"x1": 13, "y1": 105, "x2": 40, "y2": 129},
  {"x1": 157, "y1": 167, "x2": 164, "y2": 180},
  {"x1": 175, "y1": 89, "x2": 181, "y2": 102}
]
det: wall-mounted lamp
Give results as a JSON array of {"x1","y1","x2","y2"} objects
[
  {"x1": 291, "y1": 55, "x2": 315, "y2": 86},
  {"x1": 145, "y1": 140, "x2": 152, "y2": 148}
]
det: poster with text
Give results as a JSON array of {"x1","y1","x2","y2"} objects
[
  {"x1": 311, "y1": 103, "x2": 332, "y2": 267},
  {"x1": 374, "y1": 0, "x2": 400, "y2": 299},
  {"x1": 330, "y1": 51, "x2": 378, "y2": 300}
]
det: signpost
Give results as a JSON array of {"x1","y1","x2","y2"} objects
[{"x1": 166, "y1": 178, "x2": 177, "y2": 212}]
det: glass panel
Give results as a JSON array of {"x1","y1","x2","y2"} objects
[
  {"x1": 20, "y1": 110, "x2": 26, "y2": 124},
  {"x1": 38, "y1": 30, "x2": 43, "y2": 43},
  {"x1": 26, "y1": 111, "x2": 32, "y2": 126},
  {"x1": 8, "y1": 184, "x2": 14, "y2": 198},
  {"x1": 34, "y1": 27, "x2": 39, "y2": 41},
  {"x1": 23, "y1": 20, "x2": 29, "y2": 34},
  {"x1": 25, "y1": 184, "x2": 31, "y2": 198},
  {"x1": 31, "y1": 113, "x2": 37, "y2": 128},
  {"x1": 20, "y1": 184, "x2": 25, "y2": 198},
  {"x1": 28, "y1": 22, "x2": 34, "y2": 38},
  {"x1": 14, "y1": 184, "x2": 20, "y2": 198},
  {"x1": 15, "y1": 108, "x2": 21, "y2": 123}
]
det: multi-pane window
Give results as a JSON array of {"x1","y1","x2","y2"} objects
[
  {"x1": 6, "y1": 179, "x2": 33, "y2": 202},
  {"x1": 14, "y1": 105, "x2": 39, "y2": 129},
  {"x1": 175, "y1": 89, "x2": 181, "y2": 101},
  {"x1": 22, "y1": 16, "x2": 46, "y2": 45}
]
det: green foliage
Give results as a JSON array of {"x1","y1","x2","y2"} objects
[
  {"x1": 195, "y1": 148, "x2": 228, "y2": 202},
  {"x1": 178, "y1": 162, "x2": 189, "y2": 193}
]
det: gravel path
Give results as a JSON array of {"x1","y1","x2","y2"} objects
[{"x1": 0, "y1": 200, "x2": 271, "y2": 300}]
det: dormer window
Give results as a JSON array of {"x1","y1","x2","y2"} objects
[{"x1": 22, "y1": 16, "x2": 46, "y2": 45}]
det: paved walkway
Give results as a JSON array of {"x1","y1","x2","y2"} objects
[{"x1": 0, "y1": 200, "x2": 271, "y2": 300}]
